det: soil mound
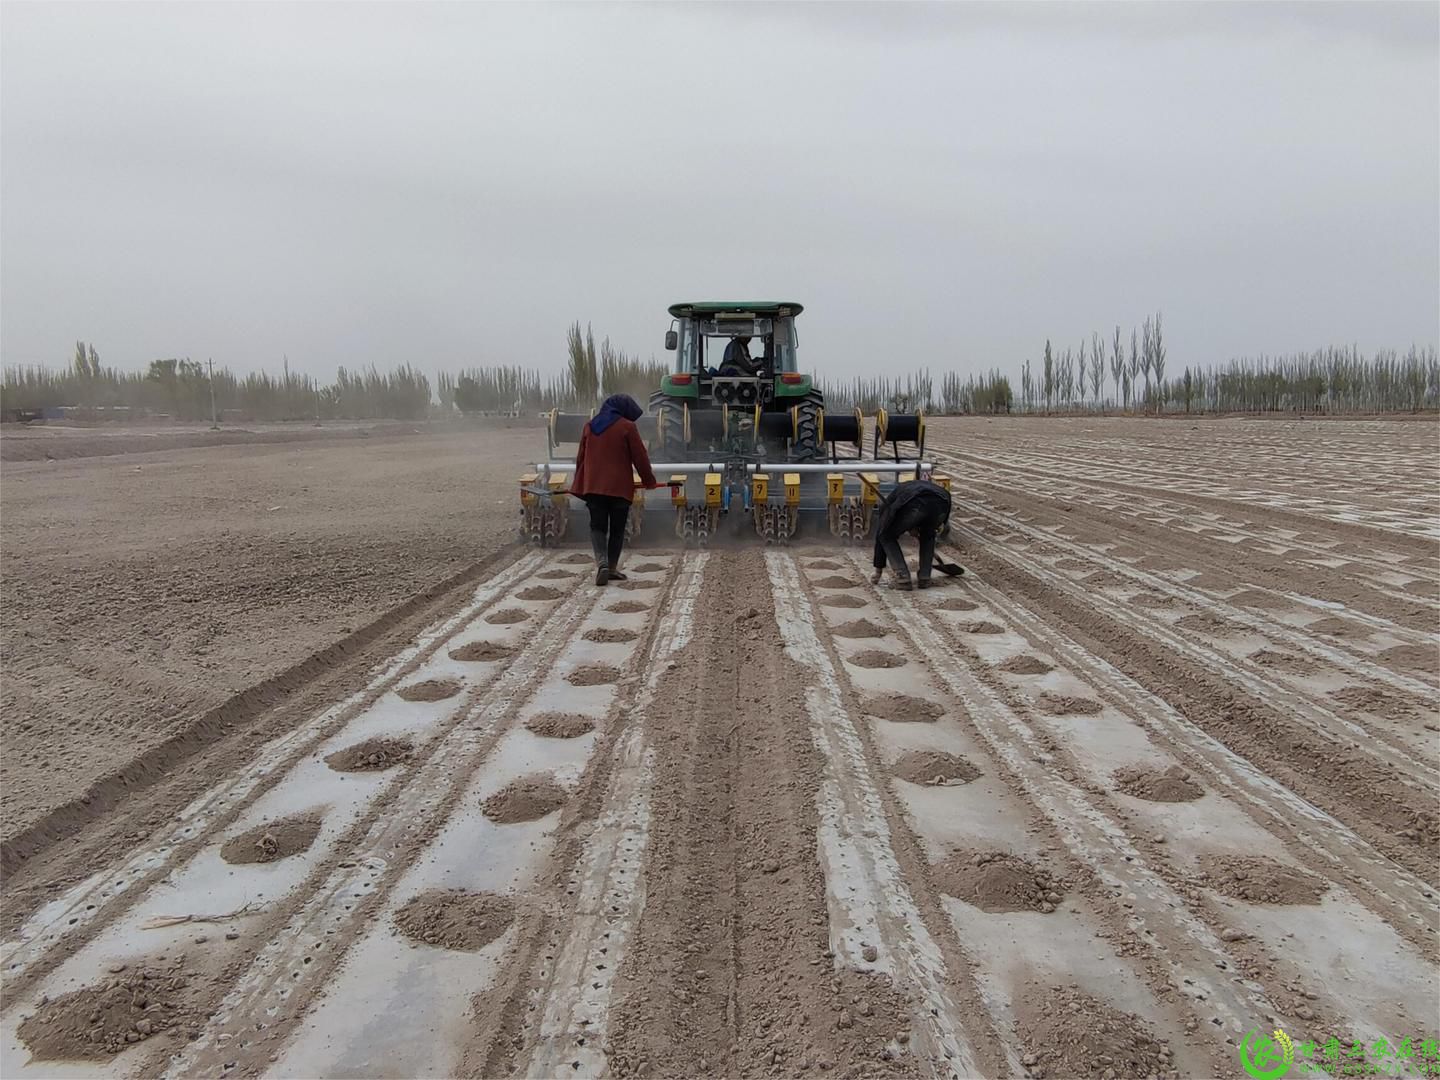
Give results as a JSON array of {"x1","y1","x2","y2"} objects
[
  {"x1": 561, "y1": 553, "x2": 595, "y2": 564},
  {"x1": 1036, "y1": 692, "x2": 1103, "y2": 716},
  {"x1": 220, "y1": 813, "x2": 323, "y2": 864},
  {"x1": 1135, "y1": 554, "x2": 1187, "y2": 571},
  {"x1": 1130, "y1": 592, "x2": 1180, "y2": 609},
  {"x1": 1229, "y1": 589, "x2": 1293, "y2": 610},
  {"x1": 860, "y1": 694, "x2": 944, "y2": 723},
  {"x1": 934, "y1": 850, "x2": 1065, "y2": 912},
  {"x1": 1306, "y1": 616, "x2": 1365, "y2": 638},
  {"x1": 16, "y1": 960, "x2": 196, "y2": 1060},
  {"x1": 536, "y1": 569, "x2": 577, "y2": 581},
  {"x1": 1027, "y1": 542, "x2": 1065, "y2": 557},
  {"x1": 1198, "y1": 854, "x2": 1327, "y2": 905},
  {"x1": 567, "y1": 663, "x2": 621, "y2": 686},
  {"x1": 934, "y1": 597, "x2": 978, "y2": 611},
  {"x1": 397, "y1": 677, "x2": 462, "y2": 702},
  {"x1": 957, "y1": 621, "x2": 1004, "y2": 635},
  {"x1": 847, "y1": 650, "x2": 907, "y2": 669},
  {"x1": 482, "y1": 774, "x2": 568, "y2": 824},
  {"x1": 1249, "y1": 649, "x2": 1317, "y2": 675},
  {"x1": 1182, "y1": 572, "x2": 1235, "y2": 591},
  {"x1": 524, "y1": 713, "x2": 597, "y2": 739},
  {"x1": 1328, "y1": 685, "x2": 1414, "y2": 716},
  {"x1": 1018, "y1": 987, "x2": 1170, "y2": 1080},
  {"x1": 629, "y1": 562, "x2": 666, "y2": 572},
  {"x1": 998, "y1": 654, "x2": 1053, "y2": 675},
  {"x1": 1378, "y1": 644, "x2": 1439, "y2": 673},
  {"x1": 807, "y1": 559, "x2": 844, "y2": 571},
  {"x1": 393, "y1": 889, "x2": 516, "y2": 951},
  {"x1": 606, "y1": 600, "x2": 648, "y2": 614},
  {"x1": 517, "y1": 585, "x2": 564, "y2": 601},
  {"x1": 584, "y1": 627, "x2": 639, "y2": 643},
  {"x1": 832, "y1": 619, "x2": 888, "y2": 639},
  {"x1": 614, "y1": 579, "x2": 660, "y2": 591},
  {"x1": 819, "y1": 594, "x2": 867, "y2": 609},
  {"x1": 1082, "y1": 570, "x2": 1133, "y2": 589},
  {"x1": 486, "y1": 607, "x2": 531, "y2": 625},
  {"x1": 1114, "y1": 764, "x2": 1204, "y2": 803},
  {"x1": 449, "y1": 641, "x2": 516, "y2": 663},
  {"x1": 1053, "y1": 558, "x2": 1090, "y2": 572},
  {"x1": 326, "y1": 735, "x2": 414, "y2": 772},
  {"x1": 813, "y1": 575, "x2": 856, "y2": 589},
  {"x1": 892, "y1": 750, "x2": 981, "y2": 786},
  {"x1": 1176, "y1": 613, "x2": 1235, "y2": 636}
]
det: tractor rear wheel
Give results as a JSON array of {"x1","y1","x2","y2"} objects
[
  {"x1": 649, "y1": 396, "x2": 687, "y2": 461},
  {"x1": 790, "y1": 393, "x2": 824, "y2": 463}
]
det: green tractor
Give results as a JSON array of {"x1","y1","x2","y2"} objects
[
  {"x1": 651, "y1": 301, "x2": 841, "y2": 463},
  {"x1": 526, "y1": 300, "x2": 932, "y2": 545}
]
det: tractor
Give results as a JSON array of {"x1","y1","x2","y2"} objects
[{"x1": 522, "y1": 300, "x2": 936, "y2": 545}]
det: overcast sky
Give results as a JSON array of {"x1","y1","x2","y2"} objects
[{"x1": 3, "y1": 1, "x2": 1437, "y2": 383}]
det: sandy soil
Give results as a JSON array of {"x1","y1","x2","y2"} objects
[
  {"x1": 0, "y1": 422, "x2": 530, "y2": 855},
  {"x1": 2, "y1": 415, "x2": 1438, "y2": 1079}
]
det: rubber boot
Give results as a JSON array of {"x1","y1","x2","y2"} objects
[{"x1": 591, "y1": 537, "x2": 609, "y2": 586}]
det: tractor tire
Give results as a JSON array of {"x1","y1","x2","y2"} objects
[
  {"x1": 790, "y1": 393, "x2": 824, "y2": 463},
  {"x1": 650, "y1": 397, "x2": 686, "y2": 461}
]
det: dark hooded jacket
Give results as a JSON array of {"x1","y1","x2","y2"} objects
[{"x1": 872, "y1": 479, "x2": 951, "y2": 568}]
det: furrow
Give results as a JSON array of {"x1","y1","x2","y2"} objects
[
  {"x1": 946, "y1": 516, "x2": 1434, "y2": 788},
  {"x1": 958, "y1": 571, "x2": 1440, "y2": 955},
  {"x1": 523, "y1": 553, "x2": 708, "y2": 1077},
  {"x1": 848, "y1": 555, "x2": 1282, "y2": 1041},
  {"x1": 766, "y1": 551, "x2": 980, "y2": 1078},
  {"x1": 0, "y1": 549, "x2": 546, "y2": 994},
  {"x1": 944, "y1": 487, "x2": 1439, "y2": 703},
  {"x1": 161, "y1": 572, "x2": 607, "y2": 1077}
]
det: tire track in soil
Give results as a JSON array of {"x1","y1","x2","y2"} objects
[
  {"x1": 934, "y1": 443, "x2": 1440, "y2": 545},
  {"x1": 935, "y1": 451, "x2": 1440, "y2": 627},
  {"x1": 507, "y1": 552, "x2": 709, "y2": 1078},
  {"x1": 942, "y1": 540, "x2": 1439, "y2": 886},
  {"x1": 931, "y1": 445, "x2": 1440, "y2": 597},
  {"x1": 266, "y1": 554, "x2": 689, "y2": 1077},
  {"x1": 766, "y1": 551, "x2": 990, "y2": 1078},
  {"x1": 872, "y1": 559, "x2": 1437, "y2": 1044},
  {"x1": 944, "y1": 513, "x2": 1436, "y2": 790},
  {"x1": 0, "y1": 546, "x2": 547, "y2": 885},
  {"x1": 843, "y1": 554, "x2": 1300, "y2": 1055},
  {"x1": 158, "y1": 570, "x2": 608, "y2": 1077},
  {"x1": 0, "y1": 549, "x2": 548, "y2": 999},
  {"x1": 594, "y1": 551, "x2": 912, "y2": 1079},
  {"x1": 955, "y1": 571, "x2": 1440, "y2": 958},
  {"x1": 943, "y1": 487, "x2": 1438, "y2": 708}
]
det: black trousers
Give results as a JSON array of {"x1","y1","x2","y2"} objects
[
  {"x1": 583, "y1": 494, "x2": 630, "y2": 569},
  {"x1": 879, "y1": 501, "x2": 941, "y2": 583}
]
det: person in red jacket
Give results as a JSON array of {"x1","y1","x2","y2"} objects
[{"x1": 571, "y1": 394, "x2": 659, "y2": 585}]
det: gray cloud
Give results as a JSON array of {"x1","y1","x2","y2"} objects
[{"x1": 2, "y1": 1, "x2": 1436, "y2": 382}]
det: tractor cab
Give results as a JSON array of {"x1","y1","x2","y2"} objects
[{"x1": 661, "y1": 301, "x2": 811, "y2": 408}]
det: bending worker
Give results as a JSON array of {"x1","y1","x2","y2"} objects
[
  {"x1": 571, "y1": 394, "x2": 658, "y2": 586},
  {"x1": 871, "y1": 477, "x2": 956, "y2": 590}
]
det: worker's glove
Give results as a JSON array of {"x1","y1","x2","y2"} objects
[{"x1": 870, "y1": 568, "x2": 883, "y2": 585}]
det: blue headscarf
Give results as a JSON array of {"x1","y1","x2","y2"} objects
[{"x1": 588, "y1": 393, "x2": 644, "y2": 436}]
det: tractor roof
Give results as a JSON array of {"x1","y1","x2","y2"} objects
[{"x1": 667, "y1": 301, "x2": 804, "y2": 318}]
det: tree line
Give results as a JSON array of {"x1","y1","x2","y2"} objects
[{"x1": 3, "y1": 324, "x2": 1436, "y2": 423}]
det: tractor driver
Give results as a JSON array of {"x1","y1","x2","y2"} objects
[{"x1": 719, "y1": 335, "x2": 761, "y2": 377}]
